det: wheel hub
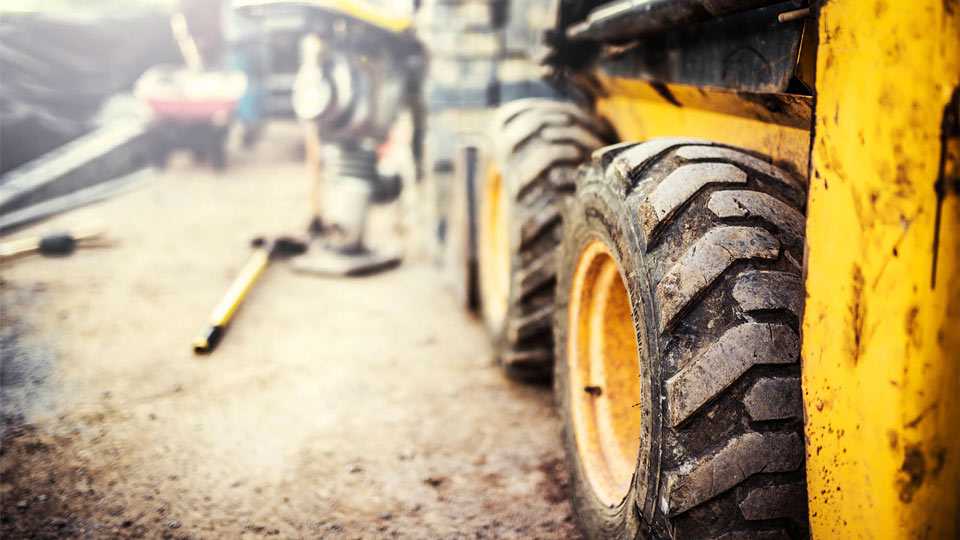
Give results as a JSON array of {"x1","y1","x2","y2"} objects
[
  {"x1": 568, "y1": 240, "x2": 643, "y2": 506},
  {"x1": 479, "y1": 166, "x2": 510, "y2": 329}
]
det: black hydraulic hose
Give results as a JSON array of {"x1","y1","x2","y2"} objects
[{"x1": 566, "y1": 0, "x2": 782, "y2": 42}]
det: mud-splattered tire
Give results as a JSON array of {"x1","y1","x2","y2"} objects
[
  {"x1": 555, "y1": 139, "x2": 809, "y2": 539},
  {"x1": 478, "y1": 98, "x2": 610, "y2": 380}
]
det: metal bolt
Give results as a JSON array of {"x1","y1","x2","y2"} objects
[
  {"x1": 584, "y1": 386, "x2": 602, "y2": 396},
  {"x1": 778, "y1": 7, "x2": 811, "y2": 23}
]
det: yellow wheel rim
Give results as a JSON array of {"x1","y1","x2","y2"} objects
[
  {"x1": 568, "y1": 240, "x2": 642, "y2": 506},
  {"x1": 479, "y1": 165, "x2": 510, "y2": 329}
]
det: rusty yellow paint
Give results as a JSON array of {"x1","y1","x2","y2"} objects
[
  {"x1": 592, "y1": 77, "x2": 813, "y2": 180},
  {"x1": 803, "y1": 0, "x2": 959, "y2": 538}
]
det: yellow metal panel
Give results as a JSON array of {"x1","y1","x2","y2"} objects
[
  {"x1": 236, "y1": 0, "x2": 411, "y2": 33},
  {"x1": 309, "y1": 0, "x2": 411, "y2": 32},
  {"x1": 803, "y1": 0, "x2": 959, "y2": 538},
  {"x1": 593, "y1": 78, "x2": 813, "y2": 179}
]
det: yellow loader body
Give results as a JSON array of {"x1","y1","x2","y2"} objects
[{"x1": 593, "y1": 1, "x2": 959, "y2": 537}]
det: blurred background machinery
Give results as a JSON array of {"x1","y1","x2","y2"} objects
[
  {"x1": 414, "y1": 0, "x2": 579, "y2": 305},
  {"x1": 239, "y1": 0, "x2": 422, "y2": 274}
]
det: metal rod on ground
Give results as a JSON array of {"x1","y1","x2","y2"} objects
[
  {"x1": 192, "y1": 247, "x2": 270, "y2": 354},
  {"x1": 192, "y1": 237, "x2": 307, "y2": 355},
  {"x1": 0, "y1": 226, "x2": 107, "y2": 261}
]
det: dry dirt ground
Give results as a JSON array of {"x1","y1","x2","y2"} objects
[{"x1": 0, "y1": 124, "x2": 582, "y2": 539}]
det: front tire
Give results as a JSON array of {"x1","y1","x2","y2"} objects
[{"x1": 555, "y1": 139, "x2": 809, "y2": 539}]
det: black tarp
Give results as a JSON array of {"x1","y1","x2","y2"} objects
[{"x1": 0, "y1": 11, "x2": 180, "y2": 175}]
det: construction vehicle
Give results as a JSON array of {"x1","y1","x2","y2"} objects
[
  {"x1": 235, "y1": 0, "x2": 422, "y2": 274},
  {"x1": 430, "y1": 0, "x2": 958, "y2": 538},
  {"x1": 189, "y1": 1, "x2": 421, "y2": 356},
  {"x1": 222, "y1": 0, "x2": 957, "y2": 537}
]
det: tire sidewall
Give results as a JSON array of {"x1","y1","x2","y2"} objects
[{"x1": 554, "y1": 174, "x2": 663, "y2": 538}]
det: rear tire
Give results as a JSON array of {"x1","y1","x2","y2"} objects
[
  {"x1": 478, "y1": 98, "x2": 610, "y2": 380},
  {"x1": 555, "y1": 139, "x2": 809, "y2": 538},
  {"x1": 444, "y1": 143, "x2": 484, "y2": 312}
]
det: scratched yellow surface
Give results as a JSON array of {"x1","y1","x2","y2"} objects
[
  {"x1": 594, "y1": 78, "x2": 814, "y2": 180},
  {"x1": 803, "y1": 1, "x2": 959, "y2": 538}
]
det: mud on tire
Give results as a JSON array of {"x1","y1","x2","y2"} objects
[
  {"x1": 555, "y1": 139, "x2": 809, "y2": 538},
  {"x1": 478, "y1": 98, "x2": 611, "y2": 380}
]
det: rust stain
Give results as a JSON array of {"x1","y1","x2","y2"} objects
[
  {"x1": 850, "y1": 264, "x2": 865, "y2": 364},
  {"x1": 905, "y1": 403, "x2": 938, "y2": 429},
  {"x1": 905, "y1": 306, "x2": 921, "y2": 348},
  {"x1": 931, "y1": 86, "x2": 959, "y2": 287},
  {"x1": 897, "y1": 444, "x2": 926, "y2": 503},
  {"x1": 648, "y1": 81, "x2": 681, "y2": 108}
]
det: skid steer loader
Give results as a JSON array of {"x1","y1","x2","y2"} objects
[{"x1": 440, "y1": 0, "x2": 959, "y2": 538}]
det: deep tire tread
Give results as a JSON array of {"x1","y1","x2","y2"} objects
[
  {"x1": 624, "y1": 142, "x2": 807, "y2": 537},
  {"x1": 556, "y1": 139, "x2": 809, "y2": 539},
  {"x1": 485, "y1": 99, "x2": 611, "y2": 380}
]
